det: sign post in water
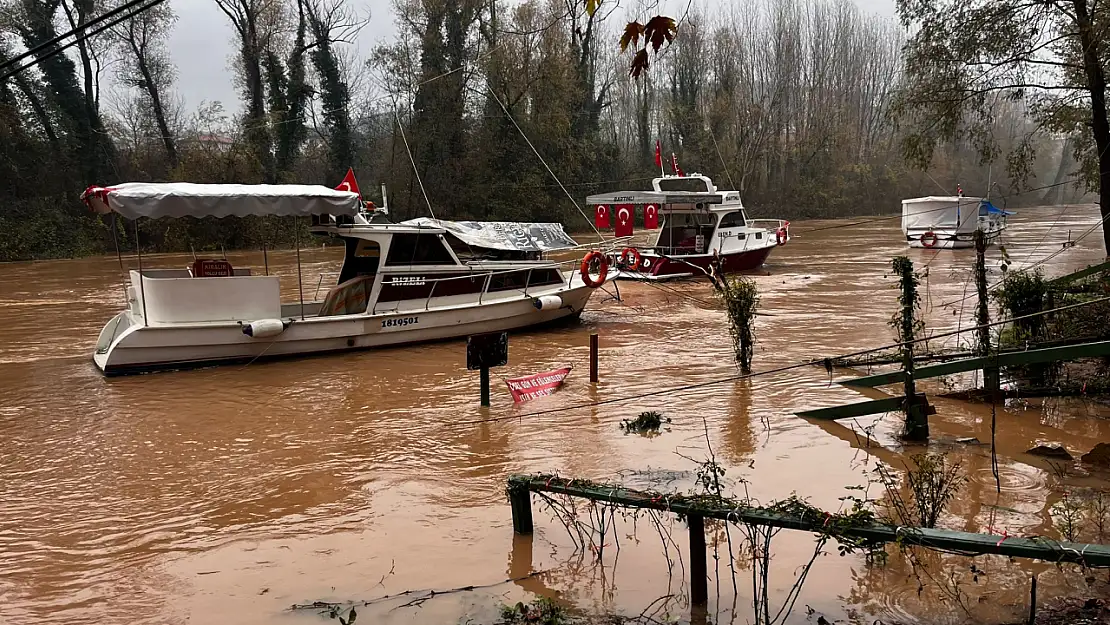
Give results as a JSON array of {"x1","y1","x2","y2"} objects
[{"x1": 467, "y1": 332, "x2": 508, "y2": 407}]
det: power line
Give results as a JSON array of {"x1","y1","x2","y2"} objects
[
  {"x1": 0, "y1": 0, "x2": 168, "y2": 82},
  {"x1": 455, "y1": 294, "x2": 1110, "y2": 426},
  {"x1": 792, "y1": 176, "x2": 1085, "y2": 237},
  {"x1": 0, "y1": 0, "x2": 163, "y2": 74},
  {"x1": 938, "y1": 215, "x2": 1105, "y2": 309}
]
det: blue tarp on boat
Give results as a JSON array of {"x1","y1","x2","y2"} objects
[{"x1": 979, "y1": 200, "x2": 1014, "y2": 216}]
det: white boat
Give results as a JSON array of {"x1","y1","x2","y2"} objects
[
  {"x1": 86, "y1": 182, "x2": 607, "y2": 375},
  {"x1": 901, "y1": 194, "x2": 1012, "y2": 249},
  {"x1": 585, "y1": 173, "x2": 790, "y2": 281}
]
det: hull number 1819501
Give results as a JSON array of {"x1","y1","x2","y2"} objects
[{"x1": 382, "y1": 316, "x2": 419, "y2": 328}]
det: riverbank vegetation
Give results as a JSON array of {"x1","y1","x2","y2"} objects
[
  {"x1": 0, "y1": 0, "x2": 1097, "y2": 261},
  {"x1": 994, "y1": 265, "x2": 1110, "y2": 394}
]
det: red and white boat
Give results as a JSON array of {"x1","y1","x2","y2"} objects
[{"x1": 586, "y1": 173, "x2": 790, "y2": 280}]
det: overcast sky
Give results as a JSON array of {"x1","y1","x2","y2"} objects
[{"x1": 164, "y1": 0, "x2": 897, "y2": 114}]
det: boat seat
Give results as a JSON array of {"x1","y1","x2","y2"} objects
[{"x1": 318, "y1": 275, "x2": 374, "y2": 317}]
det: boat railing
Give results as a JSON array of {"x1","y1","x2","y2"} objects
[{"x1": 746, "y1": 219, "x2": 789, "y2": 233}]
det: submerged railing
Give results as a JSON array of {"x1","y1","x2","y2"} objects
[{"x1": 507, "y1": 474, "x2": 1110, "y2": 606}]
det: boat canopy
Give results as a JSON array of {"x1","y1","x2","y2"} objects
[
  {"x1": 979, "y1": 200, "x2": 1014, "y2": 216},
  {"x1": 81, "y1": 182, "x2": 362, "y2": 220},
  {"x1": 584, "y1": 191, "x2": 724, "y2": 206},
  {"x1": 401, "y1": 218, "x2": 578, "y2": 252},
  {"x1": 902, "y1": 196, "x2": 983, "y2": 232}
]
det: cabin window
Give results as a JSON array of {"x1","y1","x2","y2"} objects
[
  {"x1": 655, "y1": 177, "x2": 713, "y2": 192},
  {"x1": 718, "y1": 212, "x2": 746, "y2": 228},
  {"x1": 385, "y1": 233, "x2": 457, "y2": 266},
  {"x1": 354, "y1": 240, "x2": 379, "y2": 257},
  {"x1": 655, "y1": 212, "x2": 716, "y2": 254},
  {"x1": 755, "y1": 232, "x2": 763, "y2": 240},
  {"x1": 338, "y1": 239, "x2": 381, "y2": 283}
]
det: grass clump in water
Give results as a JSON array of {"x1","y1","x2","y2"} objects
[
  {"x1": 619, "y1": 411, "x2": 671, "y2": 436},
  {"x1": 498, "y1": 597, "x2": 571, "y2": 625}
]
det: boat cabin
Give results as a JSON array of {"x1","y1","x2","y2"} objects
[
  {"x1": 82, "y1": 183, "x2": 580, "y2": 330},
  {"x1": 586, "y1": 173, "x2": 786, "y2": 258},
  {"x1": 87, "y1": 182, "x2": 602, "y2": 375}
]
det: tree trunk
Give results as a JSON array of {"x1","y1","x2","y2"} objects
[
  {"x1": 130, "y1": 40, "x2": 177, "y2": 166},
  {"x1": 12, "y1": 74, "x2": 59, "y2": 152},
  {"x1": 1073, "y1": 0, "x2": 1110, "y2": 256}
]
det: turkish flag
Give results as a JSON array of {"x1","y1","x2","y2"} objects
[
  {"x1": 654, "y1": 140, "x2": 662, "y2": 169},
  {"x1": 671, "y1": 153, "x2": 684, "y2": 177},
  {"x1": 614, "y1": 203, "x2": 634, "y2": 238},
  {"x1": 594, "y1": 204, "x2": 610, "y2": 229},
  {"x1": 335, "y1": 167, "x2": 361, "y2": 197},
  {"x1": 644, "y1": 203, "x2": 660, "y2": 229}
]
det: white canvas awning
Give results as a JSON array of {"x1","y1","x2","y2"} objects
[
  {"x1": 584, "y1": 191, "x2": 723, "y2": 206},
  {"x1": 401, "y1": 218, "x2": 578, "y2": 252},
  {"x1": 901, "y1": 196, "x2": 982, "y2": 233},
  {"x1": 82, "y1": 182, "x2": 363, "y2": 220}
]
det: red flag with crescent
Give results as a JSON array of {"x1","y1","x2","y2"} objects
[
  {"x1": 671, "y1": 153, "x2": 684, "y2": 177},
  {"x1": 614, "y1": 204, "x2": 634, "y2": 238},
  {"x1": 644, "y1": 203, "x2": 660, "y2": 229},
  {"x1": 654, "y1": 140, "x2": 662, "y2": 169},
  {"x1": 336, "y1": 167, "x2": 361, "y2": 197},
  {"x1": 594, "y1": 204, "x2": 610, "y2": 229}
]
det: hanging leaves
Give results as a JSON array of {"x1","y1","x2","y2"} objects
[
  {"x1": 629, "y1": 49, "x2": 649, "y2": 78},
  {"x1": 619, "y1": 21, "x2": 644, "y2": 52},
  {"x1": 620, "y1": 15, "x2": 677, "y2": 79},
  {"x1": 642, "y1": 16, "x2": 676, "y2": 52},
  {"x1": 585, "y1": 0, "x2": 600, "y2": 17}
]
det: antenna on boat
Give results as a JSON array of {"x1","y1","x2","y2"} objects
[
  {"x1": 484, "y1": 81, "x2": 603, "y2": 241},
  {"x1": 392, "y1": 98, "x2": 438, "y2": 220}
]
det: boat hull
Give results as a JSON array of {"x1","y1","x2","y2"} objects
[
  {"x1": 613, "y1": 245, "x2": 777, "y2": 281},
  {"x1": 905, "y1": 226, "x2": 1004, "y2": 249},
  {"x1": 93, "y1": 285, "x2": 596, "y2": 375}
]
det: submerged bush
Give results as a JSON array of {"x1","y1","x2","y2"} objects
[
  {"x1": 993, "y1": 269, "x2": 1048, "y2": 345},
  {"x1": 716, "y1": 276, "x2": 759, "y2": 373}
]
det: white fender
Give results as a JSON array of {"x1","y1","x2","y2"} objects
[
  {"x1": 242, "y1": 318, "x2": 286, "y2": 338},
  {"x1": 532, "y1": 295, "x2": 563, "y2": 311}
]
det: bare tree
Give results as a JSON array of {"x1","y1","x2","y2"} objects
[
  {"x1": 214, "y1": 0, "x2": 284, "y2": 181},
  {"x1": 108, "y1": 0, "x2": 179, "y2": 166}
]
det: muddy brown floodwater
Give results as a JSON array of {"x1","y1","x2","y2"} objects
[{"x1": 2, "y1": 205, "x2": 1110, "y2": 625}]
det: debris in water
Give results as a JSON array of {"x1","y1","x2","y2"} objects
[
  {"x1": 619, "y1": 411, "x2": 670, "y2": 435},
  {"x1": 1026, "y1": 444, "x2": 1073, "y2": 459},
  {"x1": 1082, "y1": 442, "x2": 1110, "y2": 467}
]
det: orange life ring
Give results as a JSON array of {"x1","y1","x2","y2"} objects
[
  {"x1": 775, "y1": 227, "x2": 788, "y2": 246},
  {"x1": 920, "y1": 231, "x2": 938, "y2": 248},
  {"x1": 619, "y1": 247, "x2": 642, "y2": 269},
  {"x1": 580, "y1": 251, "x2": 608, "y2": 288}
]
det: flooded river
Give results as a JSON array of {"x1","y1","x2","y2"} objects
[{"x1": 1, "y1": 205, "x2": 1109, "y2": 625}]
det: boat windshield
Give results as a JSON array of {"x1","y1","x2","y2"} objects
[{"x1": 654, "y1": 212, "x2": 716, "y2": 255}]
